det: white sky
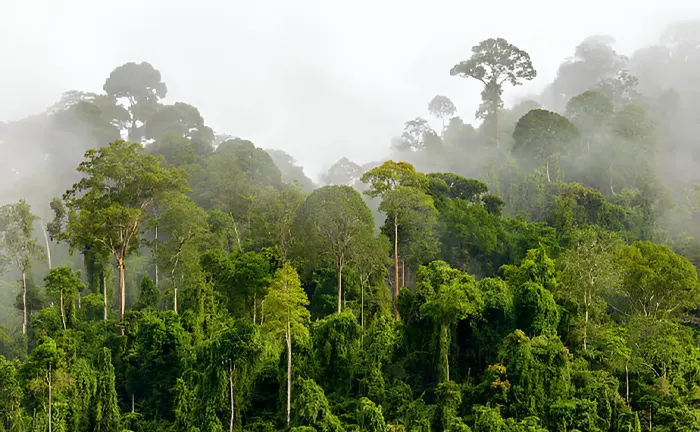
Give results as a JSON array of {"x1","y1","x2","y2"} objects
[{"x1": 2, "y1": 0, "x2": 700, "y2": 179}]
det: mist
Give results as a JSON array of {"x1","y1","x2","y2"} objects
[{"x1": 3, "y1": 1, "x2": 700, "y2": 326}]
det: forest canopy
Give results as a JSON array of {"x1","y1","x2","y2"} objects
[{"x1": 1, "y1": 22, "x2": 700, "y2": 432}]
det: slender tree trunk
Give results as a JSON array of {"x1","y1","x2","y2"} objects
[
  {"x1": 22, "y1": 270, "x2": 27, "y2": 335},
  {"x1": 442, "y1": 324, "x2": 450, "y2": 382},
  {"x1": 337, "y1": 261, "x2": 343, "y2": 314},
  {"x1": 393, "y1": 213, "x2": 399, "y2": 321},
  {"x1": 154, "y1": 225, "x2": 159, "y2": 289},
  {"x1": 118, "y1": 255, "x2": 126, "y2": 322},
  {"x1": 234, "y1": 363, "x2": 236, "y2": 432},
  {"x1": 583, "y1": 291, "x2": 589, "y2": 351},
  {"x1": 60, "y1": 292, "x2": 66, "y2": 330},
  {"x1": 103, "y1": 272, "x2": 108, "y2": 321},
  {"x1": 286, "y1": 321, "x2": 292, "y2": 426},
  {"x1": 626, "y1": 363, "x2": 630, "y2": 406},
  {"x1": 40, "y1": 220, "x2": 52, "y2": 270},
  {"x1": 173, "y1": 286, "x2": 178, "y2": 315},
  {"x1": 131, "y1": 394, "x2": 135, "y2": 413},
  {"x1": 47, "y1": 365, "x2": 52, "y2": 432},
  {"x1": 546, "y1": 157, "x2": 551, "y2": 183},
  {"x1": 360, "y1": 279, "x2": 365, "y2": 349},
  {"x1": 260, "y1": 299, "x2": 264, "y2": 325},
  {"x1": 253, "y1": 293, "x2": 257, "y2": 323}
]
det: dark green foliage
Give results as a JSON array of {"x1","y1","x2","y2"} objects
[{"x1": 5, "y1": 43, "x2": 700, "y2": 432}]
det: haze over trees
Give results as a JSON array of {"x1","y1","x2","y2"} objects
[{"x1": 2, "y1": 22, "x2": 700, "y2": 432}]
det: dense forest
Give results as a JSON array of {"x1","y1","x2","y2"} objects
[{"x1": 2, "y1": 20, "x2": 700, "y2": 432}]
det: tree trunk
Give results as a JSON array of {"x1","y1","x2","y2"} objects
[
  {"x1": 583, "y1": 290, "x2": 589, "y2": 351},
  {"x1": 22, "y1": 270, "x2": 27, "y2": 335},
  {"x1": 337, "y1": 261, "x2": 343, "y2": 314},
  {"x1": 442, "y1": 324, "x2": 450, "y2": 382},
  {"x1": 103, "y1": 272, "x2": 108, "y2": 321},
  {"x1": 229, "y1": 363, "x2": 236, "y2": 432},
  {"x1": 393, "y1": 213, "x2": 399, "y2": 321},
  {"x1": 132, "y1": 394, "x2": 135, "y2": 413},
  {"x1": 626, "y1": 363, "x2": 630, "y2": 406},
  {"x1": 154, "y1": 224, "x2": 159, "y2": 289},
  {"x1": 47, "y1": 365, "x2": 52, "y2": 432},
  {"x1": 173, "y1": 286, "x2": 178, "y2": 315},
  {"x1": 260, "y1": 299, "x2": 264, "y2": 325},
  {"x1": 360, "y1": 279, "x2": 365, "y2": 349},
  {"x1": 546, "y1": 157, "x2": 551, "y2": 183},
  {"x1": 253, "y1": 293, "x2": 257, "y2": 323},
  {"x1": 118, "y1": 255, "x2": 126, "y2": 323},
  {"x1": 60, "y1": 292, "x2": 66, "y2": 330},
  {"x1": 40, "y1": 220, "x2": 52, "y2": 270},
  {"x1": 286, "y1": 321, "x2": 292, "y2": 426}
]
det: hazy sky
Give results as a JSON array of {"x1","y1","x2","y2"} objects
[{"x1": 2, "y1": 0, "x2": 700, "y2": 179}]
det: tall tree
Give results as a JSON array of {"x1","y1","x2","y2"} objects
[
  {"x1": 44, "y1": 266, "x2": 84, "y2": 331},
  {"x1": 54, "y1": 140, "x2": 187, "y2": 325},
  {"x1": 294, "y1": 185, "x2": 374, "y2": 313},
  {"x1": 450, "y1": 38, "x2": 536, "y2": 147},
  {"x1": 428, "y1": 95, "x2": 457, "y2": 133},
  {"x1": 262, "y1": 264, "x2": 310, "y2": 426},
  {"x1": 512, "y1": 109, "x2": 580, "y2": 182},
  {"x1": 154, "y1": 193, "x2": 209, "y2": 313},
  {"x1": 0, "y1": 200, "x2": 44, "y2": 335},
  {"x1": 362, "y1": 161, "x2": 431, "y2": 319},
  {"x1": 103, "y1": 62, "x2": 167, "y2": 142}
]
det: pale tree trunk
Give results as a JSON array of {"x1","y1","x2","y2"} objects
[
  {"x1": 118, "y1": 257, "x2": 126, "y2": 321},
  {"x1": 131, "y1": 394, "x2": 135, "y2": 413},
  {"x1": 337, "y1": 260, "x2": 343, "y2": 314},
  {"x1": 60, "y1": 292, "x2": 66, "y2": 330},
  {"x1": 393, "y1": 213, "x2": 399, "y2": 321},
  {"x1": 626, "y1": 363, "x2": 630, "y2": 406},
  {"x1": 47, "y1": 364, "x2": 52, "y2": 432},
  {"x1": 442, "y1": 324, "x2": 450, "y2": 382},
  {"x1": 22, "y1": 270, "x2": 27, "y2": 335},
  {"x1": 360, "y1": 279, "x2": 365, "y2": 349},
  {"x1": 286, "y1": 321, "x2": 292, "y2": 426},
  {"x1": 154, "y1": 224, "x2": 159, "y2": 289},
  {"x1": 253, "y1": 293, "x2": 257, "y2": 323},
  {"x1": 40, "y1": 220, "x2": 52, "y2": 271},
  {"x1": 229, "y1": 362, "x2": 236, "y2": 432},
  {"x1": 583, "y1": 288, "x2": 590, "y2": 351},
  {"x1": 103, "y1": 273, "x2": 108, "y2": 321},
  {"x1": 546, "y1": 157, "x2": 551, "y2": 183},
  {"x1": 260, "y1": 299, "x2": 264, "y2": 325}
]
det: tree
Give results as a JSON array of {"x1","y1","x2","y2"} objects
[
  {"x1": 396, "y1": 117, "x2": 438, "y2": 152},
  {"x1": 512, "y1": 109, "x2": 580, "y2": 182},
  {"x1": 418, "y1": 261, "x2": 482, "y2": 381},
  {"x1": 557, "y1": 228, "x2": 621, "y2": 351},
  {"x1": 154, "y1": 193, "x2": 209, "y2": 313},
  {"x1": 0, "y1": 200, "x2": 44, "y2": 335},
  {"x1": 92, "y1": 348, "x2": 121, "y2": 432},
  {"x1": 249, "y1": 184, "x2": 306, "y2": 261},
  {"x1": 428, "y1": 96, "x2": 457, "y2": 133},
  {"x1": 614, "y1": 241, "x2": 699, "y2": 319},
  {"x1": 263, "y1": 264, "x2": 310, "y2": 426},
  {"x1": 54, "y1": 140, "x2": 187, "y2": 325},
  {"x1": 322, "y1": 157, "x2": 363, "y2": 186},
  {"x1": 205, "y1": 319, "x2": 262, "y2": 432},
  {"x1": 103, "y1": 62, "x2": 167, "y2": 141},
  {"x1": 362, "y1": 161, "x2": 431, "y2": 319},
  {"x1": 144, "y1": 102, "x2": 214, "y2": 150},
  {"x1": 294, "y1": 185, "x2": 374, "y2": 313},
  {"x1": 44, "y1": 266, "x2": 85, "y2": 331},
  {"x1": 451, "y1": 38, "x2": 537, "y2": 147}
]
